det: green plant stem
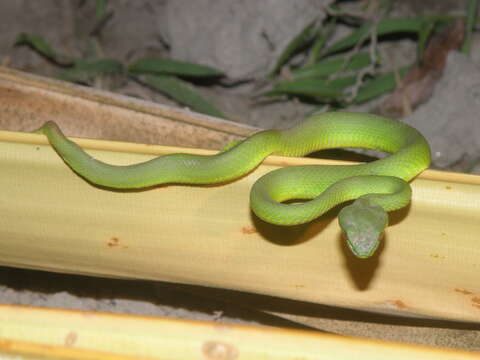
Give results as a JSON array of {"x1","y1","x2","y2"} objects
[{"x1": 462, "y1": 0, "x2": 479, "y2": 55}]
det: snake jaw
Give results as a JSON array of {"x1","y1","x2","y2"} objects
[{"x1": 338, "y1": 197, "x2": 388, "y2": 258}]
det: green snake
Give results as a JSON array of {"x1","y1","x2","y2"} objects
[{"x1": 35, "y1": 112, "x2": 431, "y2": 258}]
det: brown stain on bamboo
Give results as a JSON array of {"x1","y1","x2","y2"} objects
[
  {"x1": 64, "y1": 331, "x2": 78, "y2": 347},
  {"x1": 453, "y1": 288, "x2": 480, "y2": 310},
  {"x1": 107, "y1": 237, "x2": 128, "y2": 249},
  {"x1": 241, "y1": 226, "x2": 257, "y2": 235},
  {"x1": 471, "y1": 297, "x2": 480, "y2": 310},
  {"x1": 202, "y1": 341, "x2": 239, "y2": 360},
  {"x1": 454, "y1": 288, "x2": 474, "y2": 295},
  {"x1": 380, "y1": 299, "x2": 410, "y2": 311},
  {"x1": 390, "y1": 300, "x2": 408, "y2": 310}
]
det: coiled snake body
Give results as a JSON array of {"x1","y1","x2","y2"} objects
[{"x1": 36, "y1": 112, "x2": 431, "y2": 258}]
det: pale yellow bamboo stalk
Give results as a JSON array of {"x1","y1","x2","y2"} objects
[
  {"x1": 1, "y1": 130, "x2": 480, "y2": 323},
  {"x1": 1, "y1": 304, "x2": 478, "y2": 360}
]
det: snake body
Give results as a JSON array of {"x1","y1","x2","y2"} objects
[{"x1": 36, "y1": 112, "x2": 431, "y2": 258}]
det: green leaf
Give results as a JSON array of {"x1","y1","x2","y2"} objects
[
  {"x1": 266, "y1": 75, "x2": 356, "y2": 100},
  {"x1": 323, "y1": 17, "x2": 428, "y2": 57},
  {"x1": 266, "y1": 65, "x2": 411, "y2": 104},
  {"x1": 307, "y1": 33, "x2": 328, "y2": 65},
  {"x1": 292, "y1": 52, "x2": 372, "y2": 79},
  {"x1": 352, "y1": 66, "x2": 410, "y2": 104},
  {"x1": 57, "y1": 59, "x2": 123, "y2": 83},
  {"x1": 462, "y1": 0, "x2": 478, "y2": 54},
  {"x1": 140, "y1": 74, "x2": 227, "y2": 118},
  {"x1": 417, "y1": 21, "x2": 435, "y2": 61},
  {"x1": 96, "y1": 0, "x2": 108, "y2": 19},
  {"x1": 307, "y1": 19, "x2": 337, "y2": 64},
  {"x1": 15, "y1": 33, "x2": 71, "y2": 65},
  {"x1": 57, "y1": 69, "x2": 91, "y2": 84},
  {"x1": 129, "y1": 58, "x2": 224, "y2": 78},
  {"x1": 269, "y1": 20, "x2": 319, "y2": 77}
]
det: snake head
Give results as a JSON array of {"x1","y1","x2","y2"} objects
[{"x1": 338, "y1": 197, "x2": 388, "y2": 258}]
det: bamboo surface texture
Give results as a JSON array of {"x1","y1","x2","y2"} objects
[
  {"x1": 1, "y1": 129, "x2": 480, "y2": 324},
  {"x1": 0, "y1": 304, "x2": 479, "y2": 360}
]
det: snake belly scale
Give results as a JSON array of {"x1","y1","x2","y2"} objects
[{"x1": 35, "y1": 112, "x2": 431, "y2": 258}]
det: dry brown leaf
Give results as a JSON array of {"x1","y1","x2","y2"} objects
[{"x1": 381, "y1": 19, "x2": 465, "y2": 116}]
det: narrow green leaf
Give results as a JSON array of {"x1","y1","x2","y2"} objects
[
  {"x1": 57, "y1": 59, "x2": 123, "y2": 83},
  {"x1": 292, "y1": 52, "x2": 371, "y2": 79},
  {"x1": 141, "y1": 74, "x2": 226, "y2": 118},
  {"x1": 129, "y1": 58, "x2": 224, "y2": 78},
  {"x1": 76, "y1": 59, "x2": 123, "y2": 74},
  {"x1": 307, "y1": 33, "x2": 328, "y2": 65},
  {"x1": 269, "y1": 20, "x2": 319, "y2": 77},
  {"x1": 323, "y1": 17, "x2": 427, "y2": 57},
  {"x1": 324, "y1": 76, "x2": 357, "y2": 92},
  {"x1": 417, "y1": 21, "x2": 435, "y2": 61},
  {"x1": 57, "y1": 69, "x2": 91, "y2": 84},
  {"x1": 15, "y1": 33, "x2": 71, "y2": 65},
  {"x1": 462, "y1": 0, "x2": 478, "y2": 54},
  {"x1": 352, "y1": 66, "x2": 409, "y2": 104},
  {"x1": 96, "y1": 0, "x2": 108, "y2": 19},
  {"x1": 266, "y1": 75, "x2": 356, "y2": 100},
  {"x1": 267, "y1": 65, "x2": 410, "y2": 104},
  {"x1": 307, "y1": 19, "x2": 337, "y2": 64}
]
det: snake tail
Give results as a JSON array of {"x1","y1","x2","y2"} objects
[{"x1": 35, "y1": 112, "x2": 431, "y2": 258}]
